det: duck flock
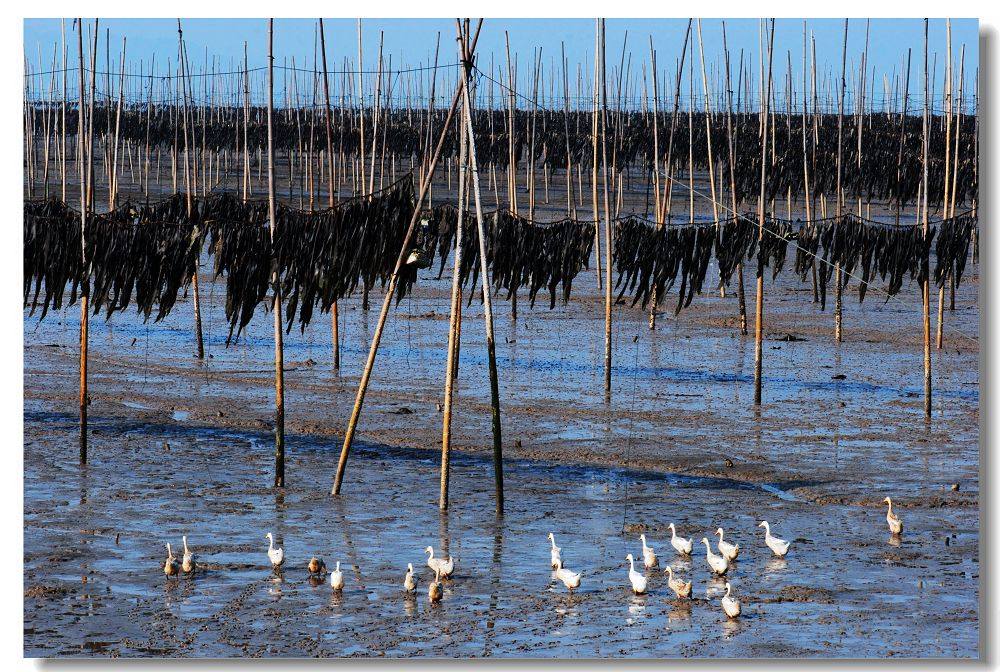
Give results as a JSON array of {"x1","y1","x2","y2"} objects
[{"x1": 161, "y1": 498, "x2": 904, "y2": 621}]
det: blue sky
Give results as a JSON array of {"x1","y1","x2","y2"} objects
[{"x1": 23, "y1": 18, "x2": 978, "y2": 111}]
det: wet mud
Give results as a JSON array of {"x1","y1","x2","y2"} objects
[{"x1": 24, "y1": 241, "x2": 979, "y2": 658}]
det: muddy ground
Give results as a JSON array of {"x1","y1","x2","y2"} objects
[{"x1": 24, "y1": 197, "x2": 979, "y2": 657}]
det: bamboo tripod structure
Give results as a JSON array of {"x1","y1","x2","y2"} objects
[
  {"x1": 333, "y1": 20, "x2": 505, "y2": 515},
  {"x1": 457, "y1": 19, "x2": 505, "y2": 513}
]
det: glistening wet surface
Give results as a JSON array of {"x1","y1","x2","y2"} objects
[
  {"x1": 24, "y1": 404, "x2": 977, "y2": 658},
  {"x1": 24, "y1": 241, "x2": 979, "y2": 657}
]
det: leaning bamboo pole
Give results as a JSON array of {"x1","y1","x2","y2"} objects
[
  {"x1": 457, "y1": 18, "x2": 504, "y2": 513},
  {"x1": 332, "y1": 22, "x2": 482, "y2": 497},
  {"x1": 267, "y1": 19, "x2": 287, "y2": 486},
  {"x1": 318, "y1": 19, "x2": 341, "y2": 371}
]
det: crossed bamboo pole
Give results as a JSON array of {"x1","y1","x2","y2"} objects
[{"x1": 332, "y1": 20, "x2": 505, "y2": 515}]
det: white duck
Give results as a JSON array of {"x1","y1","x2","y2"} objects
[
  {"x1": 701, "y1": 538, "x2": 729, "y2": 575},
  {"x1": 555, "y1": 559, "x2": 581, "y2": 591},
  {"x1": 181, "y1": 535, "x2": 196, "y2": 574},
  {"x1": 639, "y1": 534, "x2": 658, "y2": 569},
  {"x1": 163, "y1": 543, "x2": 179, "y2": 578},
  {"x1": 883, "y1": 497, "x2": 903, "y2": 535},
  {"x1": 425, "y1": 546, "x2": 454, "y2": 578},
  {"x1": 547, "y1": 533, "x2": 562, "y2": 569},
  {"x1": 721, "y1": 582, "x2": 741, "y2": 619},
  {"x1": 428, "y1": 568, "x2": 443, "y2": 602},
  {"x1": 663, "y1": 565, "x2": 692, "y2": 599},
  {"x1": 668, "y1": 523, "x2": 693, "y2": 556},
  {"x1": 330, "y1": 561, "x2": 344, "y2": 591},
  {"x1": 265, "y1": 532, "x2": 284, "y2": 569},
  {"x1": 625, "y1": 554, "x2": 648, "y2": 595},
  {"x1": 758, "y1": 520, "x2": 791, "y2": 557},
  {"x1": 404, "y1": 563, "x2": 418, "y2": 593},
  {"x1": 715, "y1": 527, "x2": 740, "y2": 562}
]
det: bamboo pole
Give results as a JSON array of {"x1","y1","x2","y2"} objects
[
  {"x1": 86, "y1": 21, "x2": 96, "y2": 210},
  {"x1": 177, "y1": 22, "x2": 205, "y2": 361},
  {"x1": 600, "y1": 18, "x2": 613, "y2": 399},
  {"x1": 648, "y1": 39, "x2": 661, "y2": 330},
  {"x1": 936, "y1": 20, "x2": 952, "y2": 349},
  {"x1": 440, "y1": 38, "x2": 470, "y2": 511},
  {"x1": 560, "y1": 43, "x2": 576, "y2": 219},
  {"x1": 591, "y1": 24, "x2": 603, "y2": 291},
  {"x1": 267, "y1": 19, "x2": 286, "y2": 486},
  {"x1": 834, "y1": 19, "x2": 848, "y2": 343},
  {"x1": 61, "y1": 20, "x2": 67, "y2": 201},
  {"x1": 722, "y1": 21, "x2": 748, "y2": 335},
  {"x1": 921, "y1": 18, "x2": 932, "y2": 419},
  {"x1": 754, "y1": 19, "x2": 775, "y2": 407},
  {"x1": 457, "y1": 19, "x2": 504, "y2": 513},
  {"x1": 76, "y1": 18, "x2": 89, "y2": 464},
  {"x1": 696, "y1": 21, "x2": 719, "y2": 224},
  {"x1": 332, "y1": 22, "x2": 482, "y2": 497},
  {"x1": 318, "y1": 19, "x2": 341, "y2": 371}
]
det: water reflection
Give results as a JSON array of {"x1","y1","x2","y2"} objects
[
  {"x1": 887, "y1": 534, "x2": 902, "y2": 548},
  {"x1": 627, "y1": 594, "x2": 647, "y2": 619},
  {"x1": 764, "y1": 557, "x2": 788, "y2": 575},
  {"x1": 667, "y1": 599, "x2": 692, "y2": 623},
  {"x1": 722, "y1": 617, "x2": 742, "y2": 639}
]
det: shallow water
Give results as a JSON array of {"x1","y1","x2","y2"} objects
[
  {"x1": 24, "y1": 403, "x2": 978, "y2": 658},
  {"x1": 24, "y1": 242, "x2": 979, "y2": 657}
]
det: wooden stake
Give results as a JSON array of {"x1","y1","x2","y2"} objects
[
  {"x1": 722, "y1": 21, "x2": 748, "y2": 335},
  {"x1": 267, "y1": 19, "x2": 286, "y2": 486},
  {"x1": 600, "y1": 18, "x2": 613, "y2": 399},
  {"x1": 76, "y1": 18, "x2": 89, "y2": 464},
  {"x1": 834, "y1": 19, "x2": 848, "y2": 343},
  {"x1": 177, "y1": 21, "x2": 205, "y2": 360},
  {"x1": 440, "y1": 42, "x2": 470, "y2": 511},
  {"x1": 754, "y1": 19, "x2": 775, "y2": 407},
  {"x1": 457, "y1": 19, "x2": 504, "y2": 513},
  {"x1": 318, "y1": 19, "x2": 341, "y2": 370},
  {"x1": 921, "y1": 18, "x2": 932, "y2": 419}
]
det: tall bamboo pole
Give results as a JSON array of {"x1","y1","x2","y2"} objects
[
  {"x1": 318, "y1": 19, "x2": 341, "y2": 371},
  {"x1": 267, "y1": 19, "x2": 286, "y2": 486},
  {"x1": 332, "y1": 22, "x2": 482, "y2": 497},
  {"x1": 440, "y1": 62, "x2": 468, "y2": 511},
  {"x1": 76, "y1": 18, "x2": 89, "y2": 464},
  {"x1": 600, "y1": 18, "x2": 613, "y2": 399},
  {"x1": 457, "y1": 19, "x2": 504, "y2": 513},
  {"x1": 936, "y1": 20, "x2": 952, "y2": 349},
  {"x1": 648, "y1": 39, "x2": 661, "y2": 330},
  {"x1": 834, "y1": 19, "x2": 848, "y2": 343},
  {"x1": 722, "y1": 21, "x2": 748, "y2": 335},
  {"x1": 921, "y1": 18, "x2": 932, "y2": 419},
  {"x1": 591, "y1": 22, "x2": 603, "y2": 291},
  {"x1": 754, "y1": 19, "x2": 775, "y2": 407},
  {"x1": 177, "y1": 21, "x2": 205, "y2": 360}
]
